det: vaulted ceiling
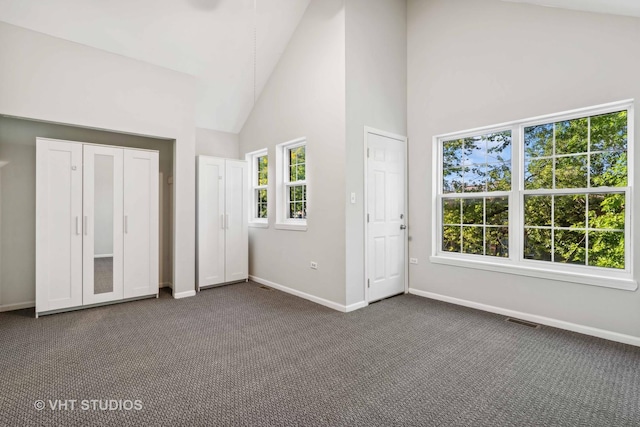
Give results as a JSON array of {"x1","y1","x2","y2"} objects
[{"x1": 0, "y1": 0, "x2": 310, "y2": 133}]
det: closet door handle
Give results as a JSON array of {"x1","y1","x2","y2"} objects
[
  {"x1": 75, "y1": 216, "x2": 80, "y2": 235},
  {"x1": 220, "y1": 214, "x2": 225, "y2": 230},
  {"x1": 225, "y1": 214, "x2": 229, "y2": 230},
  {"x1": 84, "y1": 216, "x2": 88, "y2": 235},
  {"x1": 124, "y1": 215, "x2": 128, "y2": 234}
]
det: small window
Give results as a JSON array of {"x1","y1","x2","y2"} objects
[
  {"x1": 246, "y1": 149, "x2": 268, "y2": 227},
  {"x1": 276, "y1": 138, "x2": 308, "y2": 231}
]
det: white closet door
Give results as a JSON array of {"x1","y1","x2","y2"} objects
[
  {"x1": 82, "y1": 146, "x2": 124, "y2": 305},
  {"x1": 123, "y1": 149, "x2": 159, "y2": 299},
  {"x1": 224, "y1": 160, "x2": 248, "y2": 282},
  {"x1": 36, "y1": 139, "x2": 83, "y2": 313},
  {"x1": 197, "y1": 156, "x2": 226, "y2": 288}
]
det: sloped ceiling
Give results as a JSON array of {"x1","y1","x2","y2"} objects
[
  {"x1": 502, "y1": 0, "x2": 640, "y2": 18},
  {"x1": 0, "y1": 0, "x2": 310, "y2": 133}
]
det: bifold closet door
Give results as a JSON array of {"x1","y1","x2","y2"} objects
[
  {"x1": 123, "y1": 149, "x2": 159, "y2": 299},
  {"x1": 224, "y1": 160, "x2": 248, "y2": 283},
  {"x1": 82, "y1": 146, "x2": 124, "y2": 305},
  {"x1": 197, "y1": 156, "x2": 226, "y2": 288},
  {"x1": 36, "y1": 139, "x2": 83, "y2": 313}
]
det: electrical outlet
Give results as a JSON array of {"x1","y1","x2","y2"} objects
[
  {"x1": 410, "y1": 258, "x2": 418, "y2": 265},
  {"x1": 350, "y1": 192, "x2": 356, "y2": 204},
  {"x1": 310, "y1": 261, "x2": 318, "y2": 269}
]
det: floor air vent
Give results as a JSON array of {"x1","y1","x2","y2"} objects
[
  {"x1": 505, "y1": 317, "x2": 540, "y2": 329},
  {"x1": 258, "y1": 286, "x2": 273, "y2": 291}
]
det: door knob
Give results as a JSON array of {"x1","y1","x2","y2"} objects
[{"x1": 400, "y1": 224, "x2": 407, "y2": 230}]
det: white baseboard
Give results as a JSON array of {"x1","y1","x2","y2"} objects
[
  {"x1": 408, "y1": 288, "x2": 640, "y2": 347},
  {"x1": 250, "y1": 275, "x2": 367, "y2": 313},
  {"x1": 173, "y1": 290, "x2": 196, "y2": 299},
  {"x1": 159, "y1": 282, "x2": 173, "y2": 289},
  {"x1": 94, "y1": 254, "x2": 113, "y2": 258},
  {"x1": 0, "y1": 301, "x2": 35, "y2": 312}
]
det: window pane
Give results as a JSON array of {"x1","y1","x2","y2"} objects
[
  {"x1": 524, "y1": 195, "x2": 551, "y2": 226},
  {"x1": 442, "y1": 226, "x2": 461, "y2": 252},
  {"x1": 554, "y1": 194, "x2": 586, "y2": 228},
  {"x1": 591, "y1": 111, "x2": 627, "y2": 152},
  {"x1": 554, "y1": 230, "x2": 586, "y2": 265},
  {"x1": 524, "y1": 158, "x2": 553, "y2": 189},
  {"x1": 462, "y1": 198, "x2": 483, "y2": 225},
  {"x1": 555, "y1": 118, "x2": 588, "y2": 155},
  {"x1": 555, "y1": 155, "x2": 587, "y2": 189},
  {"x1": 462, "y1": 135, "x2": 486, "y2": 165},
  {"x1": 442, "y1": 199, "x2": 461, "y2": 225},
  {"x1": 524, "y1": 228, "x2": 552, "y2": 261},
  {"x1": 462, "y1": 226, "x2": 483, "y2": 255},
  {"x1": 588, "y1": 193, "x2": 624, "y2": 230},
  {"x1": 486, "y1": 132, "x2": 512, "y2": 163},
  {"x1": 588, "y1": 231, "x2": 624, "y2": 269},
  {"x1": 443, "y1": 139, "x2": 463, "y2": 169},
  {"x1": 443, "y1": 169, "x2": 463, "y2": 193},
  {"x1": 296, "y1": 164, "x2": 306, "y2": 181},
  {"x1": 462, "y1": 166, "x2": 485, "y2": 192},
  {"x1": 590, "y1": 151, "x2": 627, "y2": 187},
  {"x1": 486, "y1": 162, "x2": 511, "y2": 191},
  {"x1": 485, "y1": 197, "x2": 508, "y2": 226},
  {"x1": 486, "y1": 227, "x2": 509, "y2": 257},
  {"x1": 257, "y1": 156, "x2": 268, "y2": 185},
  {"x1": 524, "y1": 123, "x2": 553, "y2": 158}
]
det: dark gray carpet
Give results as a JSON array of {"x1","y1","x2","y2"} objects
[{"x1": 1, "y1": 282, "x2": 639, "y2": 426}]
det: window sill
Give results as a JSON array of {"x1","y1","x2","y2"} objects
[
  {"x1": 429, "y1": 255, "x2": 637, "y2": 291},
  {"x1": 275, "y1": 222, "x2": 307, "y2": 232},
  {"x1": 249, "y1": 221, "x2": 269, "y2": 229}
]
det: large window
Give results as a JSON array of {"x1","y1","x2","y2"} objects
[
  {"x1": 275, "y1": 138, "x2": 308, "y2": 231},
  {"x1": 433, "y1": 101, "x2": 634, "y2": 290},
  {"x1": 246, "y1": 149, "x2": 268, "y2": 227}
]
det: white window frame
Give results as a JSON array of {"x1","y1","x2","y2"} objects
[
  {"x1": 246, "y1": 148, "x2": 269, "y2": 228},
  {"x1": 275, "y1": 137, "x2": 308, "y2": 231},
  {"x1": 431, "y1": 100, "x2": 636, "y2": 291}
]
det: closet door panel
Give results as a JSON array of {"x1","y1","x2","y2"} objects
[
  {"x1": 123, "y1": 149, "x2": 159, "y2": 299},
  {"x1": 224, "y1": 160, "x2": 248, "y2": 282},
  {"x1": 197, "y1": 156, "x2": 226, "y2": 288},
  {"x1": 36, "y1": 139, "x2": 83, "y2": 313},
  {"x1": 83, "y1": 145, "x2": 124, "y2": 305}
]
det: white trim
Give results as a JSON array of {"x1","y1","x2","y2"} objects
[
  {"x1": 250, "y1": 275, "x2": 366, "y2": 313},
  {"x1": 173, "y1": 290, "x2": 196, "y2": 299},
  {"x1": 363, "y1": 127, "x2": 409, "y2": 304},
  {"x1": 432, "y1": 100, "x2": 634, "y2": 287},
  {"x1": 408, "y1": 288, "x2": 640, "y2": 347},
  {"x1": 159, "y1": 282, "x2": 173, "y2": 289},
  {"x1": 0, "y1": 301, "x2": 35, "y2": 312}
]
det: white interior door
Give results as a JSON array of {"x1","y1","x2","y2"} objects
[
  {"x1": 36, "y1": 139, "x2": 83, "y2": 313},
  {"x1": 224, "y1": 159, "x2": 248, "y2": 282},
  {"x1": 197, "y1": 156, "x2": 226, "y2": 288},
  {"x1": 366, "y1": 131, "x2": 407, "y2": 303},
  {"x1": 82, "y1": 145, "x2": 124, "y2": 305},
  {"x1": 123, "y1": 149, "x2": 159, "y2": 299}
]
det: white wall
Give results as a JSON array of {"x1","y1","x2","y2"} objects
[
  {"x1": 0, "y1": 116, "x2": 175, "y2": 307},
  {"x1": 0, "y1": 21, "x2": 196, "y2": 298},
  {"x1": 407, "y1": 0, "x2": 640, "y2": 338},
  {"x1": 195, "y1": 128, "x2": 240, "y2": 159},
  {"x1": 345, "y1": 0, "x2": 407, "y2": 306},
  {"x1": 239, "y1": 0, "x2": 347, "y2": 306},
  {"x1": 94, "y1": 155, "x2": 115, "y2": 256}
]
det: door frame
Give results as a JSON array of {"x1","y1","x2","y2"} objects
[{"x1": 363, "y1": 126, "x2": 409, "y2": 303}]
